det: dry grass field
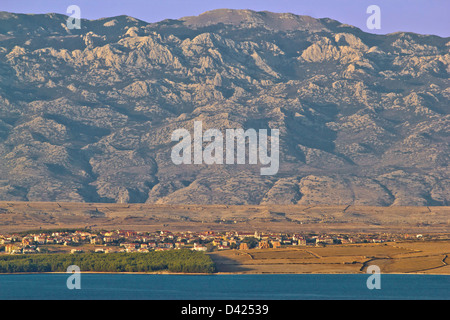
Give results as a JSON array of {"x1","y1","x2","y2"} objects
[
  {"x1": 0, "y1": 201, "x2": 448, "y2": 234},
  {"x1": 0, "y1": 201, "x2": 448, "y2": 274},
  {"x1": 209, "y1": 241, "x2": 450, "y2": 274}
]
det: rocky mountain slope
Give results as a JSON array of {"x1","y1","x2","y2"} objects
[{"x1": 0, "y1": 9, "x2": 448, "y2": 205}]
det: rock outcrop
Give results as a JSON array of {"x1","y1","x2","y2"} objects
[{"x1": 0, "y1": 9, "x2": 448, "y2": 205}]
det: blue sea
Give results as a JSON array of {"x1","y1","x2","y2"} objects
[{"x1": 0, "y1": 274, "x2": 448, "y2": 300}]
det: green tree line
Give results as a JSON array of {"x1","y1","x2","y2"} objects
[{"x1": 0, "y1": 249, "x2": 216, "y2": 273}]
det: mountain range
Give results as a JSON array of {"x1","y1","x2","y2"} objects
[{"x1": 0, "y1": 9, "x2": 448, "y2": 206}]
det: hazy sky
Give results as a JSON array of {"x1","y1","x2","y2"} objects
[{"x1": 1, "y1": 0, "x2": 449, "y2": 37}]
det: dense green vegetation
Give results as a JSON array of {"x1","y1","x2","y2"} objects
[
  {"x1": 0, "y1": 250, "x2": 216, "y2": 273},
  {"x1": 242, "y1": 237, "x2": 259, "y2": 249}
]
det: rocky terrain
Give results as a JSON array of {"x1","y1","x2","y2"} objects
[
  {"x1": 0, "y1": 9, "x2": 448, "y2": 205},
  {"x1": 0, "y1": 201, "x2": 448, "y2": 234}
]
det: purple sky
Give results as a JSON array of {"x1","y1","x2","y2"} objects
[{"x1": 1, "y1": 0, "x2": 449, "y2": 37}]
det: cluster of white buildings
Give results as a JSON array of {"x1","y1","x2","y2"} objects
[{"x1": 0, "y1": 229, "x2": 405, "y2": 255}]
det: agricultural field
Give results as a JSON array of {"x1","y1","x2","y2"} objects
[{"x1": 209, "y1": 241, "x2": 450, "y2": 274}]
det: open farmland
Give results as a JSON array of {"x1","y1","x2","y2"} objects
[{"x1": 209, "y1": 241, "x2": 450, "y2": 274}]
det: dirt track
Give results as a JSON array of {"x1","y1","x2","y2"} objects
[{"x1": 209, "y1": 241, "x2": 450, "y2": 274}]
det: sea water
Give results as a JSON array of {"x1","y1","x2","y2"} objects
[{"x1": 0, "y1": 274, "x2": 448, "y2": 300}]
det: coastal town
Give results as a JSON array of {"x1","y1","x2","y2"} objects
[{"x1": 1, "y1": 228, "x2": 447, "y2": 255}]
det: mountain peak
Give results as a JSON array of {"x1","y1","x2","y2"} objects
[
  {"x1": 0, "y1": 9, "x2": 448, "y2": 205},
  {"x1": 180, "y1": 8, "x2": 329, "y2": 32}
]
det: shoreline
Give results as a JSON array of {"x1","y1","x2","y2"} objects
[{"x1": 1, "y1": 271, "x2": 449, "y2": 276}]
